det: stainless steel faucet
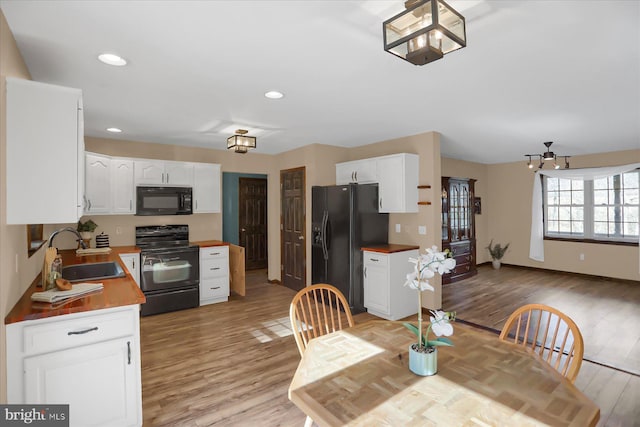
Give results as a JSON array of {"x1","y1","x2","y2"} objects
[{"x1": 48, "y1": 227, "x2": 88, "y2": 249}]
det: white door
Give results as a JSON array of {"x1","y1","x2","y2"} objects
[
  {"x1": 363, "y1": 255, "x2": 389, "y2": 316},
  {"x1": 193, "y1": 163, "x2": 221, "y2": 213},
  {"x1": 164, "y1": 161, "x2": 194, "y2": 186},
  {"x1": 134, "y1": 160, "x2": 165, "y2": 185},
  {"x1": 111, "y1": 159, "x2": 135, "y2": 214},
  {"x1": 85, "y1": 153, "x2": 111, "y2": 214},
  {"x1": 376, "y1": 155, "x2": 404, "y2": 213},
  {"x1": 24, "y1": 337, "x2": 138, "y2": 427}
]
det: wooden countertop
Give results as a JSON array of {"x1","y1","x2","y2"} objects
[
  {"x1": 361, "y1": 244, "x2": 419, "y2": 253},
  {"x1": 191, "y1": 240, "x2": 229, "y2": 248},
  {"x1": 4, "y1": 246, "x2": 145, "y2": 325}
]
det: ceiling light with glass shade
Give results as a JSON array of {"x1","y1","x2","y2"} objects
[
  {"x1": 383, "y1": 0, "x2": 466, "y2": 65},
  {"x1": 227, "y1": 129, "x2": 256, "y2": 154}
]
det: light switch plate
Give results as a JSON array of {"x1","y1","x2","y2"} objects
[
  {"x1": 418, "y1": 226, "x2": 427, "y2": 235},
  {"x1": 395, "y1": 224, "x2": 401, "y2": 233}
]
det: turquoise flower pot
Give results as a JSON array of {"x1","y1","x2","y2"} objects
[{"x1": 408, "y1": 345, "x2": 437, "y2": 376}]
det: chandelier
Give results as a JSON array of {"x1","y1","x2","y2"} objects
[
  {"x1": 227, "y1": 129, "x2": 256, "y2": 154},
  {"x1": 383, "y1": 0, "x2": 466, "y2": 66},
  {"x1": 525, "y1": 142, "x2": 571, "y2": 170}
]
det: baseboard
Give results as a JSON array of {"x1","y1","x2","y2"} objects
[{"x1": 476, "y1": 262, "x2": 638, "y2": 285}]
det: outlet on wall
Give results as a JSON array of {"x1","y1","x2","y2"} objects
[
  {"x1": 116, "y1": 226, "x2": 122, "y2": 235},
  {"x1": 579, "y1": 253, "x2": 585, "y2": 261},
  {"x1": 418, "y1": 226, "x2": 427, "y2": 235},
  {"x1": 395, "y1": 224, "x2": 401, "y2": 233}
]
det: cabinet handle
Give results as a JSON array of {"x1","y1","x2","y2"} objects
[
  {"x1": 369, "y1": 258, "x2": 379, "y2": 262},
  {"x1": 88, "y1": 199, "x2": 92, "y2": 210},
  {"x1": 209, "y1": 252, "x2": 220, "y2": 256},
  {"x1": 130, "y1": 200, "x2": 132, "y2": 210},
  {"x1": 355, "y1": 171, "x2": 358, "y2": 181},
  {"x1": 351, "y1": 171, "x2": 354, "y2": 181},
  {"x1": 127, "y1": 341, "x2": 131, "y2": 365},
  {"x1": 167, "y1": 173, "x2": 170, "y2": 183},
  {"x1": 364, "y1": 267, "x2": 367, "y2": 278},
  {"x1": 132, "y1": 259, "x2": 135, "y2": 269},
  {"x1": 196, "y1": 200, "x2": 198, "y2": 210},
  {"x1": 210, "y1": 286, "x2": 220, "y2": 290},
  {"x1": 68, "y1": 326, "x2": 98, "y2": 336},
  {"x1": 379, "y1": 198, "x2": 382, "y2": 209},
  {"x1": 210, "y1": 267, "x2": 220, "y2": 270}
]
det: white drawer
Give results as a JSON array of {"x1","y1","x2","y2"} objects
[
  {"x1": 200, "y1": 246, "x2": 228, "y2": 260},
  {"x1": 23, "y1": 309, "x2": 135, "y2": 356},
  {"x1": 364, "y1": 252, "x2": 388, "y2": 267},
  {"x1": 201, "y1": 258, "x2": 228, "y2": 279},
  {"x1": 200, "y1": 278, "x2": 229, "y2": 300}
]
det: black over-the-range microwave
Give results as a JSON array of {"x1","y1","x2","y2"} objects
[{"x1": 136, "y1": 186, "x2": 193, "y2": 216}]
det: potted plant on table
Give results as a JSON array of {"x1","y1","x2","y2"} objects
[
  {"x1": 403, "y1": 246, "x2": 457, "y2": 376},
  {"x1": 486, "y1": 239, "x2": 510, "y2": 270}
]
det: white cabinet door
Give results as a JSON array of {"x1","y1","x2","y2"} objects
[
  {"x1": 85, "y1": 153, "x2": 111, "y2": 214},
  {"x1": 24, "y1": 336, "x2": 138, "y2": 427},
  {"x1": 111, "y1": 159, "x2": 135, "y2": 214},
  {"x1": 134, "y1": 160, "x2": 165, "y2": 185},
  {"x1": 193, "y1": 163, "x2": 221, "y2": 213},
  {"x1": 165, "y1": 161, "x2": 194, "y2": 186},
  {"x1": 376, "y1": 153, "x2": 419, "y2": 213},
  {"x1": 363, "y1": 253, "x2": 390, "y2": 316},
  {"x1": 6, "y1": 78, "x2": 84, "y2": 224},
  {"x1": 119, "y1": 253, "x2": 140, "y2": 286},
  {"x1": 336, "y1": 159, "x2": 377, "y2": 184}
]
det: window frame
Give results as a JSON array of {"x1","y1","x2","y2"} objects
[{"x1": 542, "y1": 171, "x2": 639, "y2": 246}]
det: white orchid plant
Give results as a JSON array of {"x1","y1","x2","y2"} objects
[{"x1": 403, "y1": 246, "x2": 457, "y2": 351}]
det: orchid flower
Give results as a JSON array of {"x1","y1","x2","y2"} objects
[{"x1": 402, "y1": 247, "x2": 457, "y2": 349}]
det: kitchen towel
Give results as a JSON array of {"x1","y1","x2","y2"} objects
[{"x1": 31, "y1": 283, "x2": 104, "y2": 303}]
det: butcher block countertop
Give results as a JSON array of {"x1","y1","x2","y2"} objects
[
  {"x1": 4, "y1": 246, "x2": 145, "y2": 325},
  {"x1": 361, "y1": 244, "x2": 420, "y2": 254},
  {"x1": 191, "y1": 240, "x2": 229, "y2": 247}
]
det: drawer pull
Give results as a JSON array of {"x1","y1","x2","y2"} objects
[
  {"x1": 127, "y1": 341, "x2": 131, "y2": 365},
  {"x1": 210, "y1": 267, "x2": 220, "y2": 271},
  {"x1": 369, "y1": 258, "x2": 379, "y2": 262},
  {"x1": 209, "y1": 252, "x2": 220, "y2": 256},
  {"x1": 210, "y1": 286, "x2": 221, "y2": 290},
  {"x1": 67, "y1": 326, "x2": 98, "y2": 336}
]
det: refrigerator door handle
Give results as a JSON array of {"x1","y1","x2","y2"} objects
[{"x1": 321, "y1": 210, "x2": 329, "y2": 260}]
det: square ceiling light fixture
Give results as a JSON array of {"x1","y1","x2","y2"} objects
[
  {"x1": 383, "y1": 0, "x2": 466, "y2": 65},
  {"x1": 227, "y1": 129, "x2": 256, "y2": 154}
]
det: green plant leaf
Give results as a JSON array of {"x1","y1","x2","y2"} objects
[
  {"x1": 425, "y1": 338, "x2": 454, "y2": 347},
  {"x1": 403, "y1": 322, "x2": 421, "y2": 339}
]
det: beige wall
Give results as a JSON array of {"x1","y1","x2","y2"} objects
[
  {"x1": 486, "y1": 149, "x2": 640, "y2": 280},
  {"x1": 1, "y1": 9, "x2": 39, "y2": 404}
]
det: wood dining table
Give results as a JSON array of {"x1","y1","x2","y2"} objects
[{"x1": 288, "y1": 320, "x2": 599, "y2": 426}]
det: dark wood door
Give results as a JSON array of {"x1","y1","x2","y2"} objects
[
  {"x1": 239, "y1": 178, "x2": 268, "y2": 270},
  {"x1": 281, "y1": 167, "x2": 306, "y2": 291}
]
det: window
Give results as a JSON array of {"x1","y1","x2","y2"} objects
[{"x1": 544, "y1": 171, "x2": 639, "y2": 243}]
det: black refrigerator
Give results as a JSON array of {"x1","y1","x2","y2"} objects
[{"x1": 312, "y1": 184, "x2": 389, "y2": 314}]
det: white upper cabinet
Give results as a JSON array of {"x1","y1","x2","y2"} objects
[
  {"x1": 335, "y1": 153, "x2": 419, "y2": 213},
  {"x1": 336, "y1": 158, "x2": 377, "y2": 184},
  {"x1": 193, "y1": 163, "x2": 221, "y2": 213},
  {"x1": 134, "y1": 160, "x2": 193, "y2": 186},
  {"x1": 6, "y1": 78, "x2": 85, "y2": 224},
  {"x1": 111, "y1": 158, "x2": 135, "y2": 214},
  {"x1": 376, "y1": 153, "x2": 419, "y2": 213},
  {"x1": 84, "y1": 153, "x2": 111, "y2": 214}
]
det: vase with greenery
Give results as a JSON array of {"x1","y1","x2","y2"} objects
[
  {"x1": 77, "y1": 219, "x2": 98, "y2": 242},
  {"x1": 403, "y1": 246, "x2": 457, "y2": 376},
  {"x1": 486, "y1": 240, "x2": 510, "y2": 269}
]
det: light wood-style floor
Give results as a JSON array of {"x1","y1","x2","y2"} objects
[{"x1": 140, "y1": 267, "x2": 639, "y2": 426}]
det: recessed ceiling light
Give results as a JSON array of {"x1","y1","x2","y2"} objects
[
  {"x1": 264, "y1": 91, "x2": 284, "y2": 99},
  {"x1": 98, "y1": 53, "x2": 127, "y2": 66},
  {"x1": 106, "y1": 127, "x2": 122, "y2": 133}
]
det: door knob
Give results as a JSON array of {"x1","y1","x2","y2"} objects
[
  {"x1": 241, "y1": 228, "x2": 246, "y2": 232},
  {"x1": 298, "y1": 235, "x2": 304, "y2": 240}
]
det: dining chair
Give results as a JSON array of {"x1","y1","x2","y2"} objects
[
  {"x1": 499, "y1": 303, "x2": 584, "y2": 383},
  {"x1": 289, "y1": 283, "x2": 354, "y2": 357}
]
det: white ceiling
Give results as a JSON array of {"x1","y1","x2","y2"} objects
[{"x1": 1, "y1": 0, "x2": 639, "y2": 164}]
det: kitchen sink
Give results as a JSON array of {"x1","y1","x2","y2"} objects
[{"x1": 62, "y1": 261, "x2": 126, "y2": 282}]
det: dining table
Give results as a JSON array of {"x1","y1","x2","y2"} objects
[{"x1": 288, "y1": 320, "x2": 599, "y2": 426}]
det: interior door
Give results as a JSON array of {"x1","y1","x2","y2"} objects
[
  {"x1": 239, "y1": 177, "x2": 268, "y2": 270},
  {"x1": 281, "y1": 167, "x2": 306, "y2": 291}
]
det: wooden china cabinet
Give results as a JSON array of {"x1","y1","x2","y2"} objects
[{"x1": 441, "y1": 177, "x2": 477, "y2": 284}]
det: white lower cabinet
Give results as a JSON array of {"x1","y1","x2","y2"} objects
[
  {"x1": 6, "y1": 305, "x2": 142, "y2": 427},
  {"x1": 119, "y1": 253, "x2": 140, "y2": 286},
  {"x1": 363, "y1": 249, "x2": 419, "y2": 320},
  {"x1": 200, "y1": 246, "x2": 230, "y2": 305}
]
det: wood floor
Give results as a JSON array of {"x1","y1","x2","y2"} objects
[{"x1": 140, "y1": 267, "x2": 639, "y2": 427}]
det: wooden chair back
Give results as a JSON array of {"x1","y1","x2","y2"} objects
[
  {"x1": 289, "y1": 284, "x2": 354, "y2": 357},
  {"x1": 499, "y1": 303, "x2": 584, "y2": 383}
]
